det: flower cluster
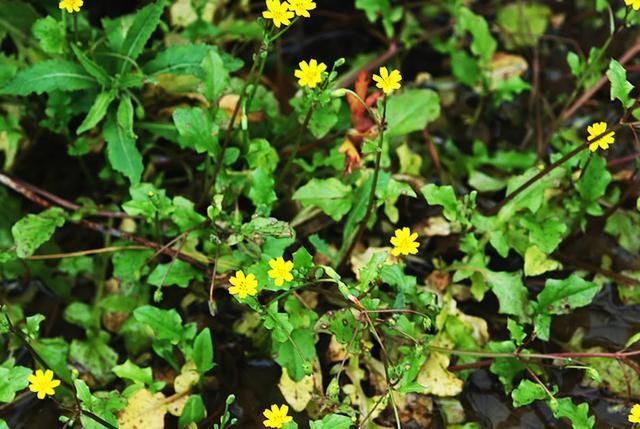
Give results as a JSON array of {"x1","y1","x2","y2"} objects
[
  {"x1": 228, "y1": 256, "x2": 294, "y2": 299},
  {"x1": 263, "y1": 0, "x2": 316, "y2": 28}
]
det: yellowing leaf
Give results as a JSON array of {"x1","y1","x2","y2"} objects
[
  {"x1": 278, "y1": 367, "x2": 318, "y2": 412},
  {"x1": 174, "y1": 361, "x2": 199, "y2": 394},
  {"x1": 524, "y1": 245, "x2": 562, "y2": 277},
  {"x1": 117, "y1": 388, "x2": 168, "y2": 429},
  {"x1": 416, "y1": 353, "x2": 464, "y2": 397}
]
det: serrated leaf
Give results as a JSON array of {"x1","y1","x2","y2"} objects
[
  {"x1": 77, "y1": 91, "x2": 116, "y2": 134},
  {"x1": 511, "y1": 379, "x2": 547, "y2": 407},
  {"x1": 607, "y1": 59, "x2": 634, "y2": 109},
  {"x1": 1, "y1": 60, "x2": 96, "y2": 95},
  {"x1": 386, "y1": 89, "x2": 440, "y2": 138},
  {"x1": 118, "y1": 0, "x2": 166, "y2": 74},
  {"x1": 12, "y1": 207, "x2": 66, "y2": 258},
  {"x1": 536, "y1": 275, "x2": 601, "y2": 315},
  {"x1": 549, "y1": 398, "x2": 594, "y2": 429},
  {"x1": 421, "y1": 184, "x2": 460, "y2": 222},
  {"x1": 71, "y1": 44, "x2": 112, "y2": 86}
]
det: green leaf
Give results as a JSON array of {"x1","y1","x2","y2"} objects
[
  {"x1": 147, "y1": 260, "x2": 201, "y2": 288},
  {"x1": 32, "y1": 337, "x2": 71, "y2": 382},
  {"x1": 0, "y1": 365, "x2": 31, "y2": 403},
  {"x1": 178, "y1": 395, "x2": 206, "y2": 428},
  {"x1": 133, "y1": 305, "x2": 184, "y2": 343},
  {"x1": 511, "y1": 379, "x2": 547, "y2": 407},
  {"x1": 575, "y1": 154, "x2": 611, "y2": 202},
  {"x1": 549, "y1": 398, "x2": 594, "y2": 429},
  {"x1": 200, "y1": 49, "x2": 227, "y2": 103},
  {"x1": 292, "y1": 178, "x2": 352, "y2": 222},
  {"x1": 456, "y1": 8, "x2": 497, "y2": 64},
  {"x1": 386, "y1": 89, "x2": 440, "y2": 138},
  {"x1": 274, "y1": 328, "x2": 316, "y2": 382},
  {"x1": 310, "y1": 414, "x2": 353, "y2": 429},
  {"x1": 536, "y1": 275, "x2": 601, "y2": 315},
  {"x1": 32, "y1": 16, "x2": 65, "y2": 54},
  {"x1": 63, "y1": 302, "x2": 95, "y2": 330},
  {"x1": 69, "y1": 334, "x2": 118, "y2": 385},
  {"x1": 143, "y1": 44, "x2": 209, "y2": 76},
  {"x1": 118, "y1": 0, "x2": 166, "y2": 74},
  {"x1": 70, "y1": 44, "x2": 112, "y2": 86},
  {"x1": 172, "y1": 107, "x2": 219, "y2": 155},
  {"x1": 77, "y1": 91, "x2": 116, "y2": 134},
  {"x1": 421, "y1": 184, "x2": 460, "y2": 222},
  {"x1": 485, "y1": 271, "x2": 530, "y2": 320},
  {"x1": 308, "y1": 99, "x2": 340, "y2": 139},
  {"x1": 12, "y1": 207, "x2": 66, "y2": 258},
  {"x1": 496, "y1": 3, "x2": 550, "y2": 48},
  {"x1": 192, "y1": 328, "x2": 214, "y2": 374},
  {"x1": 1, "y1": 60, "x2": 96, "y2": 95},
  {"x1": 104, "y1": 99, "x2": 143, "y2": 184},
  {"x1": 607, "y1": 59, "x2": 634, "y2": 109},
  {"x1": 112, "y1": 359, "x2": 157, "y2": 388},
  {"x1": 248, "y1": 167, "x2": 277, "y2": 213}
]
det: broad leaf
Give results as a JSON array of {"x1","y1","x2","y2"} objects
[
  {"x1": 386, "y1": 89, "x2": 440, "y2": 138},
  {"x1": 1, "y1": 60, "x2": 96, "y2": 95},
  {"x1": 292, "y1": 178, "x2": 352, "y2": 221}
]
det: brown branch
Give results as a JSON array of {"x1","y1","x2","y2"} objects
[{"x1": 0, "y1": 173, "x2": 211, "y2": 275}]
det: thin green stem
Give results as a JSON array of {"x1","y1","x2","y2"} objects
[{"x1": 336, "y1": 96, "x2": 387, "y2": 268}]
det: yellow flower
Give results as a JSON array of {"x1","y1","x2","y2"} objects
[
  {"x1": 263, "y1": 404, "x2": 293, "y2": 428},
  {"x1": 625, "y1": 0, "x2": 640, "y2": 11},
  {"x1": 390, "y1": 227, "x2": 419, "y2": 257},
  {"x1": 629, "y1": 404, "x2": 640, "y2": 423},
  {"x1": 294, "y1": 59, "x2": 327, "y2": 88},
  {"x1": 586, "y1": 121, "x2": 615, "y2": 152},
  {"x1": 263, "y1": 0, "x2": 295, "y2": 28},
  {"x1": 288, "y1": 0, "x2": 316, "y2": 17},
  {"x1": 372, "y1": 66, "x2": 402, "y2": 95},
  {"x1": 268, "y1": 257, "x2": 294, "y2": 286},
  {"x1": 228, "y1": 271, "x2": 258, "y2": 299},
  {"x1": 28, "y1": 369, "x2": 61, "y2": 400},
  {"x1": 59, "y1": 0, "x2": 83, "y2": 13}
]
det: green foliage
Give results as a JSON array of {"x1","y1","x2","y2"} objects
[
  {"x1": 11, "y1": 207, "x2": 66, "y2": 258},
  {"x1": 1, "y1": 60, "x2": 96, "y2": 95},
  {"x1": 0, "y1": 0, "x2": 635, "y2": 427},
  {"x1": 606, "y1": 59, "x2": 634, "y2": 109}
]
